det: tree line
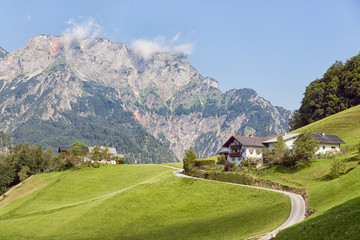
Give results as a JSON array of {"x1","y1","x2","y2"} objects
[
  {"x1": 291, "y1": 53, "x2": 360, "y2": 130},
  {"x1": 0, "y1": 141, "x2": 124, "y2": 196}
]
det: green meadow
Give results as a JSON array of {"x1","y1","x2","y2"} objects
[{"x1": 0, "y1": 164, "x2": 290, "y2": 240}]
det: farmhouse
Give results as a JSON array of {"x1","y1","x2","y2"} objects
[
  {"x1": 219, "y1": 134, "x2": 276, "y2": 166},
  {"x1": 263, "y1": 132, "x2": 345, "y2": 155},
  {"x1": 219, "y1": 132, "x2": 345, "y2": 166}
]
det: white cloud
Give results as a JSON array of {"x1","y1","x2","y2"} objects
[
  {"x1": 26, "y1": 15, "x2": 32, "y2": 22},
  {"x1": 130, "y1": 33, "x2": 195, "y2": 60},
  {"x1": 62, "y1": 17, "x2": 101, "y2": 57}
]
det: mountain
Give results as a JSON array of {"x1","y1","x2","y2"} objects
[
  {"x1": 0, "y1": 131, "x2": 11, "y2": 155},
  {"x1": 0, "y1": 35, "x2": 291, "y2": 162},
  {"x1": 0, "y1": 47, "x2": 7, "y2": 58}
]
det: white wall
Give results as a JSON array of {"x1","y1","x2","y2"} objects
[
  {"x1": 316, "y1": 144, "x2": 340, "y2": 154},
  {"x1": 244, "y1": 146, "x2": 263, "y2": 161}
]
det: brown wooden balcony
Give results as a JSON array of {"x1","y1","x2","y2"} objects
[
  {"x1": 230, "y1": 145, "x2": 242, "y2": 150},
  {"x1": 229, "y1": 152, "x2": 242, "y2": 157}
]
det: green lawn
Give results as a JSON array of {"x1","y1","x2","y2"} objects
[{"x1": 0, "y1": 164, "x2": 290, "y2": 240}]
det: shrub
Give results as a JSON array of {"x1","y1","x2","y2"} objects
[
  {"x1": 183, "y1": 147, "x2": 196, "y2": 173},
  {"x1": 224, "y1": 162, "x2": 233, "y2": 171},
  {"x1": 217, "y1": 155, "x2": 227, "y2": 165},
  {"x1": 241, "y1": 160, "x2": 248, "y2": 167},
  {"x1": 92, "y1": 162, "x2": 100, "y2": 168},
  {"x1": 194, "y1": 159, "x2": 216, "y2": 167},
  {"x1": 328, "y1": 158, "x2": 345, "y2": 179}
]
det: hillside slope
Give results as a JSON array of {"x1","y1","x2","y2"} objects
[
  {"x1": 292, "y1": 104, "x2": 360, "y2": 146},
  {"x1": 0, "y1": 165, "x2": 290, "y2": 239},
  {"x1": 266, "y1": 105, "x2": 360, "y2": 239},
  {"x1": 0, "y1": 35, "x2": 291, "y2": 162}
]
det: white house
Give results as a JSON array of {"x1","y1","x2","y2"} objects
[
  {"x1": 263, "y1": 133, "x2": 300, "y2": 150},
  {"x1": 220, "y1": 134, "x2": 276, "y2": 166},
  {"x1": 263, "y1": 132, "x2": 345, "y2": 155}
]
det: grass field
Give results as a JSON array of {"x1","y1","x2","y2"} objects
[{"x1": 0, "y1": 164, "x2": 290, "y2": 240}]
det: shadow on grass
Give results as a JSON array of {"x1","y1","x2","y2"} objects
[
  {"x1": 276, "y1": 197, "x2": 360, "y2": 240},
  {"x1": 343, "y1": 155, "x2": 359, "y2": 162},
  {"x1": 272, "y1": 165, "x2": 300, "y2": 174},
  {"x1": 115, "y1": 207, "x2": 279, "y2": 240},
  {"x1": 316, "y1": 164, "x2": 359, "y2": 182}
]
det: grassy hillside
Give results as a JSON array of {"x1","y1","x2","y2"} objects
[
  {"x1": 292, "y1": 104, "x2": 360, "y2": 146},
  {"x1": 0, "y1": 165, "x2": 290, "y2": 239},
  {"x1": 254, "y1": 105, "x2": 360, "y2": 239}
]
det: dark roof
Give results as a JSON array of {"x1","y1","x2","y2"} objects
[
  {"x1": 222, "y1": 135, "x2": 278, "y2": 148},
  {"x1": 58, "y1": 146, "x2": 89, "y2": 153},
  {"x1": 313, "y1": 134, "x2": 345, "y2": 144}
]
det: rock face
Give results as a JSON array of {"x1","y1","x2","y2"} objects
[{"x1": 0, "y1": 35, "x2": 291, "y2": 162}]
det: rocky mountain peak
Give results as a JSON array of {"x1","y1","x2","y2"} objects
[{"x1": 0, "y1": 35, "x2": 291, "y2": 161}]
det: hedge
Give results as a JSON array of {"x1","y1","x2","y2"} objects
[
  {"x1": 185, "y1": 169, "x2": 314, "y2": 217},
  {"x1": 194, "y1": 159, "x2": 216, "y2": 167}
]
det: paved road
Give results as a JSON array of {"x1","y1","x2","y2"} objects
[{"x1": 169, "y1": 167, "x2": 305, "y2": 240}]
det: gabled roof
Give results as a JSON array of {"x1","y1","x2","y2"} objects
[
  {"x1": 313, "y1": 134, "x2": 345, "y2": 144},
  {"x1": 108, "y1": 148, "x2": 117, "y2": 154},
  {"x1": 263, "y1": 133, "x2": 300, "y2": 144},
  {"x1": 222, "y1": 135, "x2": 277, "y2": 148}
]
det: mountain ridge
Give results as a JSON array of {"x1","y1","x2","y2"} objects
[{"x1": 0, "y1": 35, "x2": 291, "y2": 162}]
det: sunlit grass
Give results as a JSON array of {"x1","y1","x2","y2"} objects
[{"x1": 0, "y1": 164, "x2": 290, "y2": 240}]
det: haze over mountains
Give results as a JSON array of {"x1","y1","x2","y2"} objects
[{"x1": 0, "y1": 35, "x2": 291, "y2": 163}]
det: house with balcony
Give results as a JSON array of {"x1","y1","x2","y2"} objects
[{"x1": 220, "y1": 134, "x2": 276, "y2": 166}]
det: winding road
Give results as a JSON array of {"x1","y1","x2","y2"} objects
[{"x1": 166, "y1": 166, "x2": 306, "y2": 240}]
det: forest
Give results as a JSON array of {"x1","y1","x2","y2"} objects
[{"x1": 291, "y1": 53, "x2": 360, "y2": 130}]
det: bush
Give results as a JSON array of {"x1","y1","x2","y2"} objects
[
  {"x1": 217, "y1": 155, "x2": 227, "y2": 165},
  {"x1": 241, "y1": 160, "x2": 249, "y2": 167},
  {"x1": 183, "y1": 147, "x2": 196, "y2": 173},
  {"x1": 194, "y1": 159, "x2": 216, "y2": 167},
  {"x1": 328, "y1": 158, "x2": 345, "y2": 179},
  {"x1": 92, "y1": 162, "x2": 100, "y2": 168},
  {"x1": 224, "y1": 162, "x2": 233, "y2": 171}
]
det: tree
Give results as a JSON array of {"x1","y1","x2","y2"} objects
[
  {"x1": 18, "y1": 166, "x2": 30, "y2": 182},
  {"x1": 217, "y1": 154, "x2": 227, "y2": 165},
  {"x1": 292, "y1": 132, "x2": 319, "y2": 168},
  {"x1": 71, "y1": 142, "x2": 88, "y2": 147},
  {"x1": 183, "y1": 147, "x2": 196, "y2": 173},
  {"x1": 328, "y1": 158, "x2": 345, "y2": 179},
  {"x1": 271, "y1": 135, "x2": 290, "y2": 165},
  {"x1": 0, "y1": 158, "x2": 16, "y2": 195},
  {"x1": 43, "y1": 147, "x2": 54, "y2": 170},
  {"x1": 67, "y1": 146, "x2": 87, "y2": 166},
  {"x1": 290, "y1": 54, "x2": 360, "y2": 130}
]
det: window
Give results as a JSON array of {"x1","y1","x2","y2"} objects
[
  {"x1": 331, "y1": 146, "x2": 336, "y2": 150},
  {"x1": 323, "y1": 146, "x2": 325, "y2": 150}
]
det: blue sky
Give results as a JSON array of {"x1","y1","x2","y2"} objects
[{"x1": 1, "y1": 0, "x2": 360, "y2": 110}]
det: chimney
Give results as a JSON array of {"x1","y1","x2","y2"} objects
[{"x1": 321, "y1": 132, "x2": 325, "y2": 136}]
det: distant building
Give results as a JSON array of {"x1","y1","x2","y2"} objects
[{"x1": 58, "y1": 145, "x2": 124, "y2": 165}]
